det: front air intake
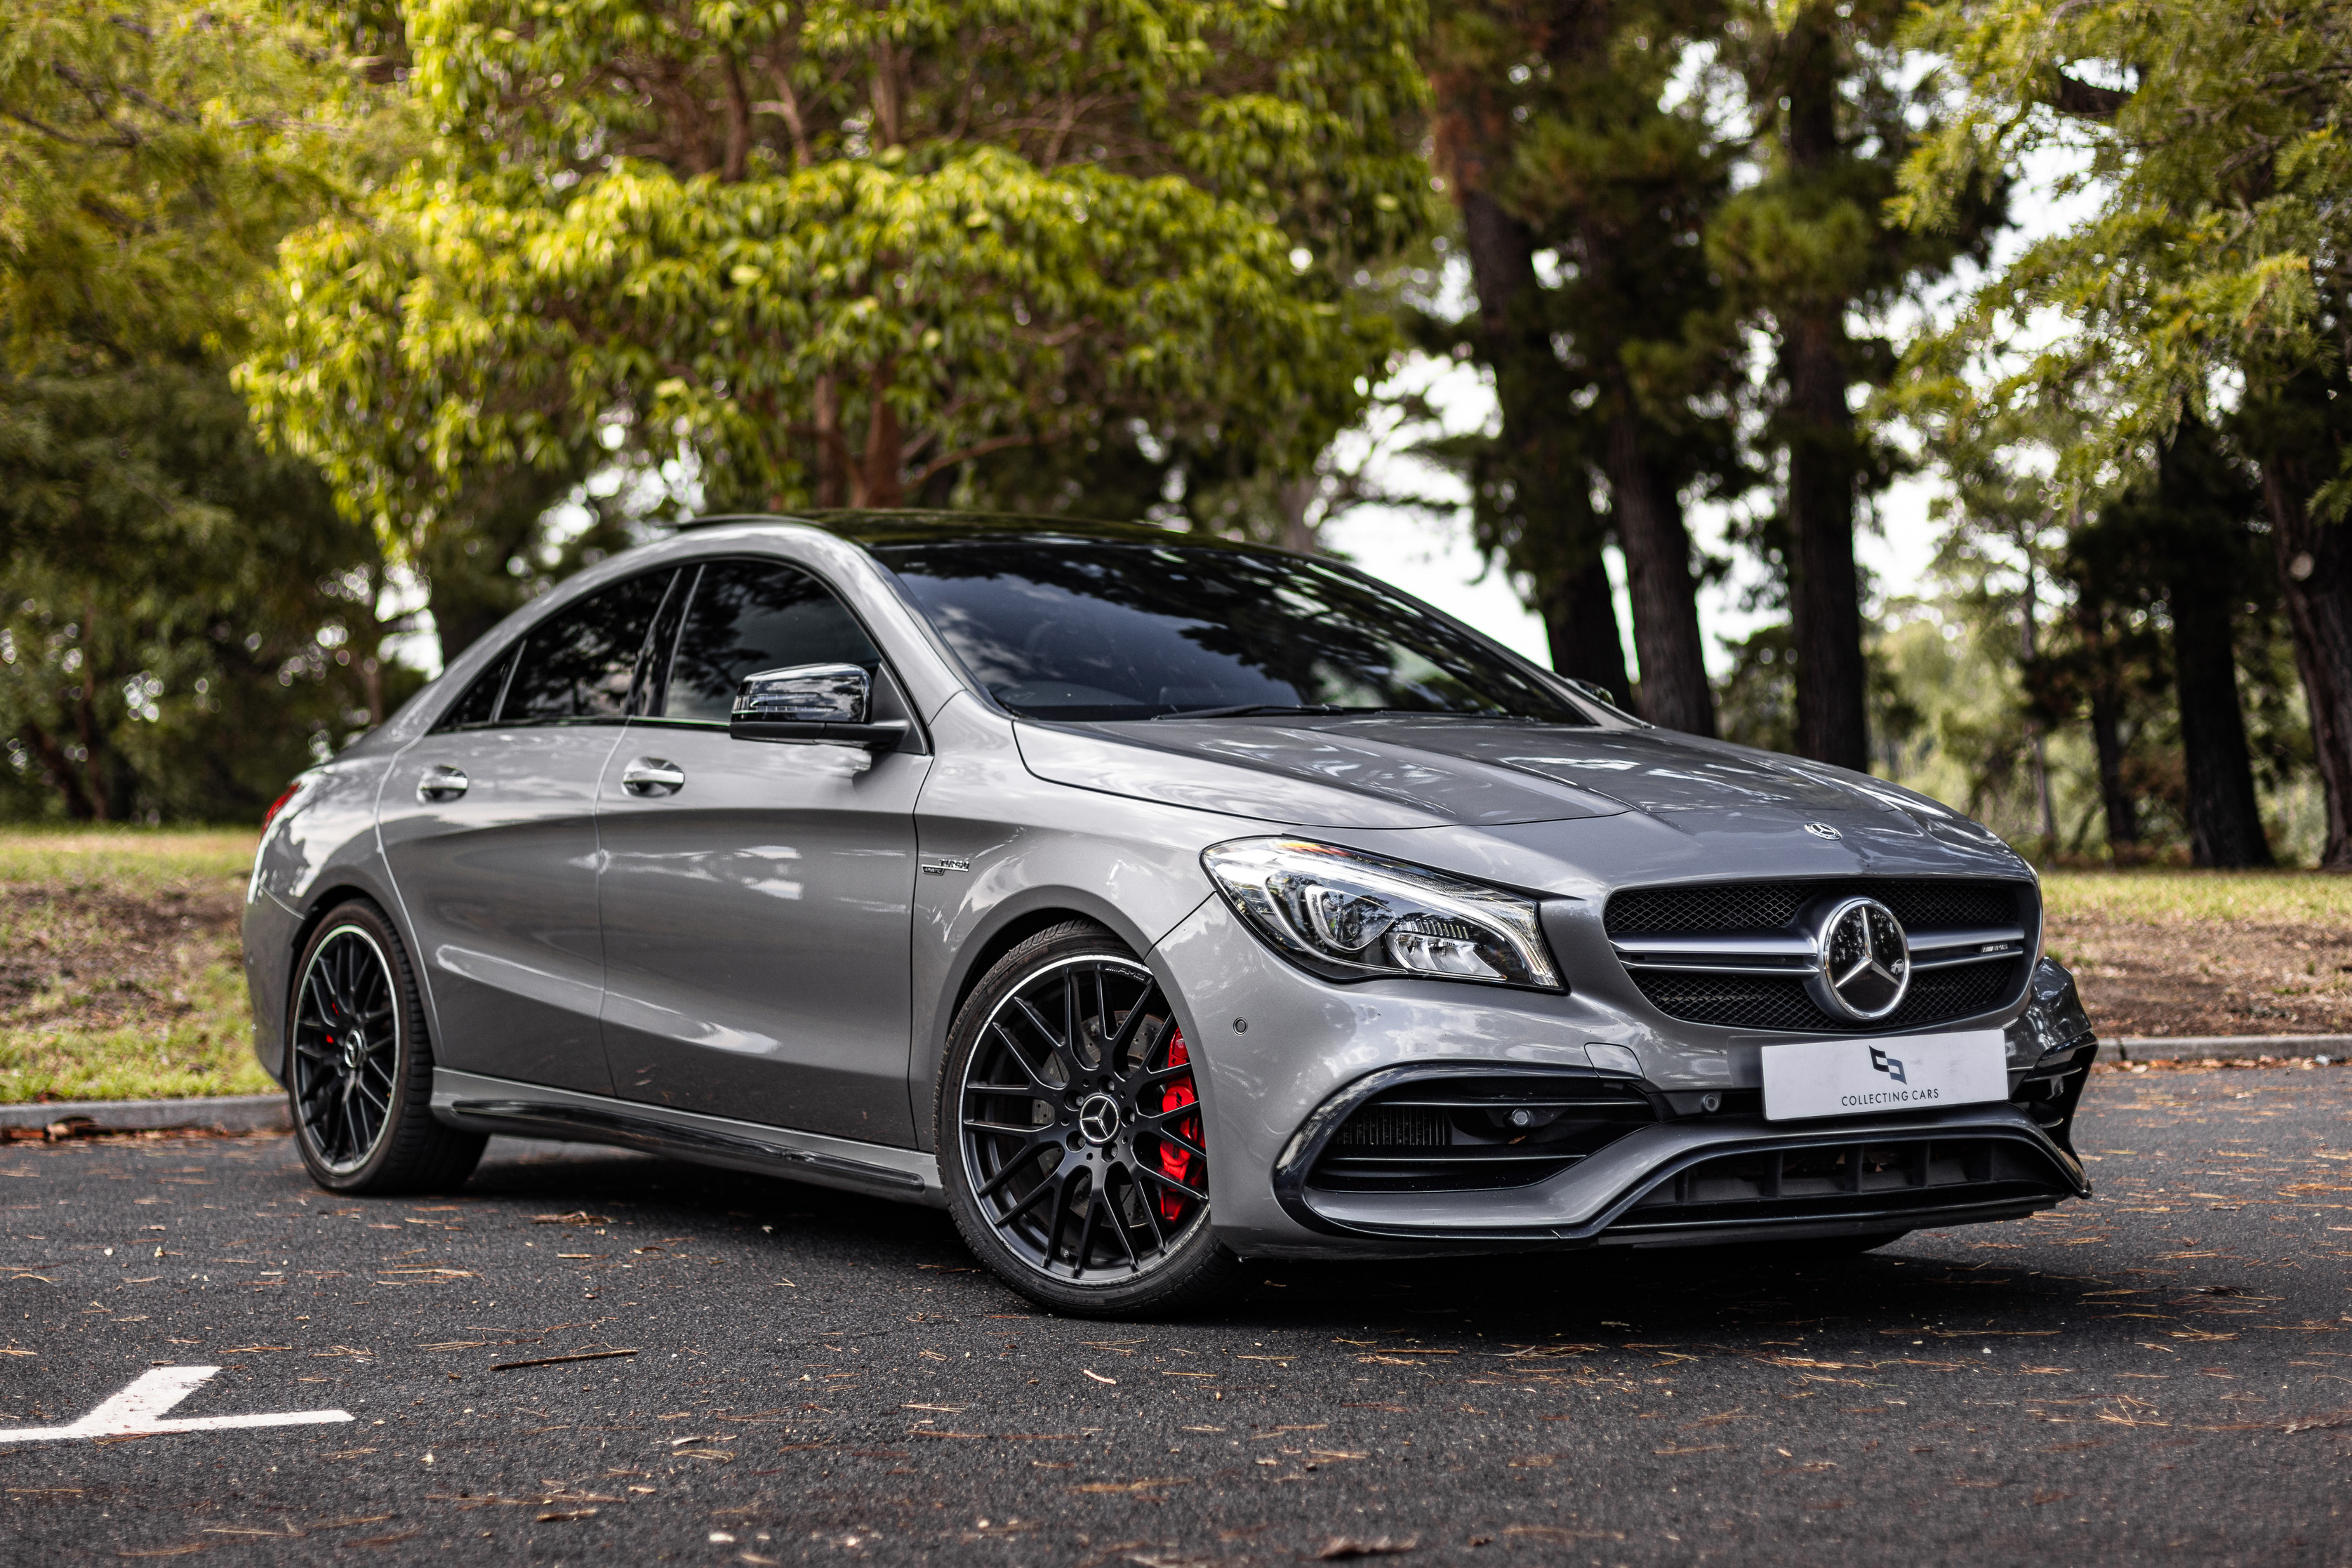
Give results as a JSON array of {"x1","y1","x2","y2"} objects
[{"x1": 1308, "y1": 1072, "x2": 1656, "y2": 1193}]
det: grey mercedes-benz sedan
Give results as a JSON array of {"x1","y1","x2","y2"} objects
[{"x1": 242, "y1": 512, "x2": 2096, "y2": 1315}]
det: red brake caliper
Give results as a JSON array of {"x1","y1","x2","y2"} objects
[{"x1": 1157, "y1": 1030, "x2": 1201, "y2": 1221}]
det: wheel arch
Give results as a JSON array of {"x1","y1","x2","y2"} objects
[{"x1": 913, "y1": 888, "x2": 1180, "y2": 1153}]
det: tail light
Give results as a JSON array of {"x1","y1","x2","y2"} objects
[{"x1": 262, "y1": 782, "x2": 302, "y2": 833}]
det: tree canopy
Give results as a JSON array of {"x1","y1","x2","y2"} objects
[{"x1": 242, "y1": 0, "x2": 1436, "y2": 557}]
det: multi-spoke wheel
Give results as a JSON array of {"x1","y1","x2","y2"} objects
[
  {"x1": 286, "y1": 899, "x2": 484, "y2": 1195},
  {"x1": 939, "y1": 922, "x2": 1238, "y2": 1316}
]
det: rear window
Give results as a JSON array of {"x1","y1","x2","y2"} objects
[
  {"x1": 499, "y1": 571, "x2": 674, "y2": 724},
  {"x1": 869, "y1": 538, "x2": 1585, "y2": 724}
]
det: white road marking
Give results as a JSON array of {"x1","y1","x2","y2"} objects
[{"x1": 0, "y1": 1367, "x2": 352, "y2": 1443}]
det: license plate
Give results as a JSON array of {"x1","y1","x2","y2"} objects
[{"x1": 1760, "y1": 1030, "x2": 2009, "y2": 1122}]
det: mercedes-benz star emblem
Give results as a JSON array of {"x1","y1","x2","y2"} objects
[
  {"x1": 1076, "y1": 1092, "x2": 1123, "y2": 1146},
  {"x1": 1803, "y1": 822, "x2": 1842, "y2": 841},
  {"x1": 1805, "y1": 896, "x2": 1911, "y2": 1021}
]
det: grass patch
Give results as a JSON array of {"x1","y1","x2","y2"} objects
[
  {"x1": 0, "y1": 827, "x2": 264, "y2": 1103},
  {"x1": 2041, "y1": 870, "x2": 2352, "y2": 927}
]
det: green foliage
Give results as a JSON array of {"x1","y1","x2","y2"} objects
[
  {"x1": 242, "y1": 1, "x2": 1437, "y2": 552},
  {"x1": 0, "y1": 1, "x2": 421, "y2": 820},
  {"x1": 1896, "y1": 0, "x2": 2352, "y2": 506}
]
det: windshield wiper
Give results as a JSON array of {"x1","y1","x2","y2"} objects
[
  {"x1": 1151, "y1": 703, "x2": 1363, "y2": 721},
  {"x1": 1150, "y1": 704, "x2": 1553, "y2": 723}
]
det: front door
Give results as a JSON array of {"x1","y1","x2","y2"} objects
[
  {"x1": 595, "y1": 558, "x2": 930, "y2": 1144},
  {"x1": 377, "y1": 569, "x2": 674, "y2": 1094}
]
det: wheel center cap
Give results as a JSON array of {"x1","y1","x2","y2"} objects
[
  {"x1": 1076, "y1": 1092, "x2": 1122, "y2": 1146},
  {"x1": 341, "y1": 1026, "x2": 366, "y2": 1071}
]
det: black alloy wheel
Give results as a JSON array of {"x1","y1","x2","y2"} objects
[
  {"x1": 291, "y1": 924, "x2": 399, "y2": 1171},
  {"x1": 286, "y1": 898, "x2": 484, "y2": 1195},
  {"x1": 940, "y1": 922, "x2": 1237, "y2": 1316}
]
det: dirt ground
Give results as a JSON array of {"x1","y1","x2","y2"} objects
[
  {"x1": 2044, "y1": 915, "x2": 2352, "y2": 1039},
  {"x1": 0, "y1": 879, "x2": 242, "y2": 1032}
]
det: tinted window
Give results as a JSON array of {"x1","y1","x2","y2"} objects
[
  {"x1": 503, "y1": 571, "x2": 674, "y2": 724},
  {"x1": 434, "y1": 646, "x2": 513, "y2": 731},
  {"x1": 659, "y1": 561, "x2": 882, "y2": 722},
  {"x1": 868, "y1": 538, "x2": 1586, "y2": 724}
]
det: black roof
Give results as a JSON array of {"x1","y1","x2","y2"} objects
[{"x1": 675, "y1": 509, "x2": 1294, "y2": 554}]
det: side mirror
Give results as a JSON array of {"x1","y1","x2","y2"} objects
[{"x1": 730, "y1": 663, "x2": 909, "y2": 751}]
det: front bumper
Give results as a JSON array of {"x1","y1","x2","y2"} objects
[
  {"x1": 1152, "y1": 892, "x2": 2094, "y2": 1260},
  {"x1": 1279, "y1": 1089, "x2": 2086, "y2": 1249}
]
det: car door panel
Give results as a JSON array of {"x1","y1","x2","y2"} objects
[
  {"x1": 594, "y1": 557, "x2": 928, "y2": 1144},
  {"x1": 376, "y1": 569, "x2": 674, "y2": 1096},
  {"x1": 597, "y1": 734, "x2": 929, "y2": 1141},
  {"x1": 379, "y1": 726, "x2": 629, "y2": 1093}
]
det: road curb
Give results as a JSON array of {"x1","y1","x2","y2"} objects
[
  {"x1": 0, "y1": 1094, "x2": 288, "y2": 1136},
  {"x1": 2097, "y1": 1034, "x2": 2352, "y2": 1063}
]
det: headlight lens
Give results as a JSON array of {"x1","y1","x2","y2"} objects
[{"x1": 1200, "y1": 838, "x2": 1562, "y2": 990}]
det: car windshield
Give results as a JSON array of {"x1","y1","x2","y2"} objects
[{"x1": 868, "y1": 536, "x2": 1590, "y2": 724}]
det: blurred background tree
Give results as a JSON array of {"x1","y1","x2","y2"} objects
[
  {"x1": 0, "y1": 0, "x2": 423, "y2": 820},
  {"x1": 239, "y1": 0, "x2": 1435, "y2": 634},
  {"x1": 7, "y1": 0, "x2": 2352, "y2": 868}
]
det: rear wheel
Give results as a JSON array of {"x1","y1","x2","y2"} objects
[
  {"x1": 287, "y1": 898, "x2": 484, "y2": 1195},
  {"x1": 938, "y1": 922, "x2": 1237, "y2": 1317}
]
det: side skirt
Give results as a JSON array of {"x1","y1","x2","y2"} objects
[{"x1": 430, "y1": 1069, "x2": 945, "y2": 1209}]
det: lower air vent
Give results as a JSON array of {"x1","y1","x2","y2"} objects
[
  {"x1": 1612, "y1": 1134, "x2": 2073, "y2": 1235},
  {"x1": 1309, "y1": 1072, "x2": 1656, "y2": 1194}
]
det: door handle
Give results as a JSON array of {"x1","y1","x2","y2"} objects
[
  {"x1": 417, "y1": 765, "x2": 469, "y2": 802},
  {"x1": 621, "y1": 757, "x2": 686, "y2": 797}
]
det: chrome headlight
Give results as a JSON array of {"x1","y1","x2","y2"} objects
[{"x1": 1201, "y1": 838, "x2": 1562, "y2": 990}]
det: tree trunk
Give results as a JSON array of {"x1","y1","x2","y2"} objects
[
  {"x1": 857, "y1": 359, "x2": 905, "y2": 507},
  {"x1": 1454, "y1": 183, "x2": 1630, "y2": 703},
  {"x1": 2074, "y1": 599, "x2": 2139, "y2": 849},
  {"x1": 1543, "y1": 550, "x2": 1631, "y2": 707},
  {"x1": 1781, "y1": 311, "x2": 1868, "y2": 768},
  {"x1": 1604, "y1": 412, "x2": 1714, "y2": 734},
  {"x1": 1777, "y1": 9, "x2": 1870, "y2": 771},
  {"x1": 2260, "y1": 442, "x2": 2352, "y2": 868},
  {"x1": 2159, "y1": 429, "x2": 2271, "y2": 868},
  {"x1": 813, "y1": 373, "x2": 846, "y2": 508}
]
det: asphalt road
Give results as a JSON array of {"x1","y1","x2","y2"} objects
[{"x1": 3, "y1": 1064, "x2": 2348, "y2": 1567}]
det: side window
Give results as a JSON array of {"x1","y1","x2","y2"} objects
[
  {"x1": 659, "y1": 560, "x2": 882, "y2": 722},
  {"x1": 433, "y1": 646, "x2": 514, "y2": 732},
  {"x1": 502, "y1": 571, "x2": 675, "y2": 724}
]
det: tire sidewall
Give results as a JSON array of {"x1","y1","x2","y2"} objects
[
  {"x1": 287, "y1": 899, "x2": 432, "y2": 1193},
  {"x1": 935, "y1": 923, "x2": 1233, "y2": 1317}
]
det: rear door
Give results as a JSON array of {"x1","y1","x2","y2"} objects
[
  {"x1": 594, "y1": 557, "x2": 929, "y2": 1143},
  {"x1": 378, "y1": 569, "x2": 675, "y2": 1094}
]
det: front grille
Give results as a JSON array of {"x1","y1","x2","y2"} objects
[
  {"x1": 1612, "y1": 1134, "x2": 2072, "y2": 1235},
  {"x1": 1605, "y1": 877, "x2": 2034, "y2": 1033},
  {"x1": 1310, "y1": 1072, "x2": 1656, "y2": 1194},
  {"x1": 1632, "y1": 959, "x2": 2018, "y2": 1035},
  {"x1": 1605, "y1": 879, "x2": 2021, "y2": 937}
]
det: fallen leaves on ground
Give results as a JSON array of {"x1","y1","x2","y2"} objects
[{"x1": 1313, "y1": 1536, "x2": 1418, "y2": 1559}]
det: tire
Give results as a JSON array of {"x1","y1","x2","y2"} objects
[
  {"x1": 936, "y1": 921, "x2": 1240, "y2": 1318},
  {"x1": 286, "y1": 898, "x2": 485, "y2": 1195}
]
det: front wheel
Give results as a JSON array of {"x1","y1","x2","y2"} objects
[
  {"x1": 937, "y1": 922, "x2": 1239, "y2": 1317},
  {"x1": 286, "y1": 898, "x2": 484, "y2": 1195}
]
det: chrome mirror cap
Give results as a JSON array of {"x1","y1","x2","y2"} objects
[
  {"x1": 729, "y1": 663, "x2": 908, "y2": 752},
  {"x1": 733, "y1": 663, "x2": 872, "y2": 725}
]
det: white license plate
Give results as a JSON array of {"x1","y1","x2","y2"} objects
[{"x1": 1760, "y1": 1030, "x2": 2009, "y2": 1122}]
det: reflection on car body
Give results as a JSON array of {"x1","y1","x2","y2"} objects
[{"x1": 243, "y1": 512, "x2": 2095, "y2": 1317}]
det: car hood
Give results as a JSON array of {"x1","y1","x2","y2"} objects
[{"x1": 1014, "y1": 715, "x2": 2010, "y2": 849}]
